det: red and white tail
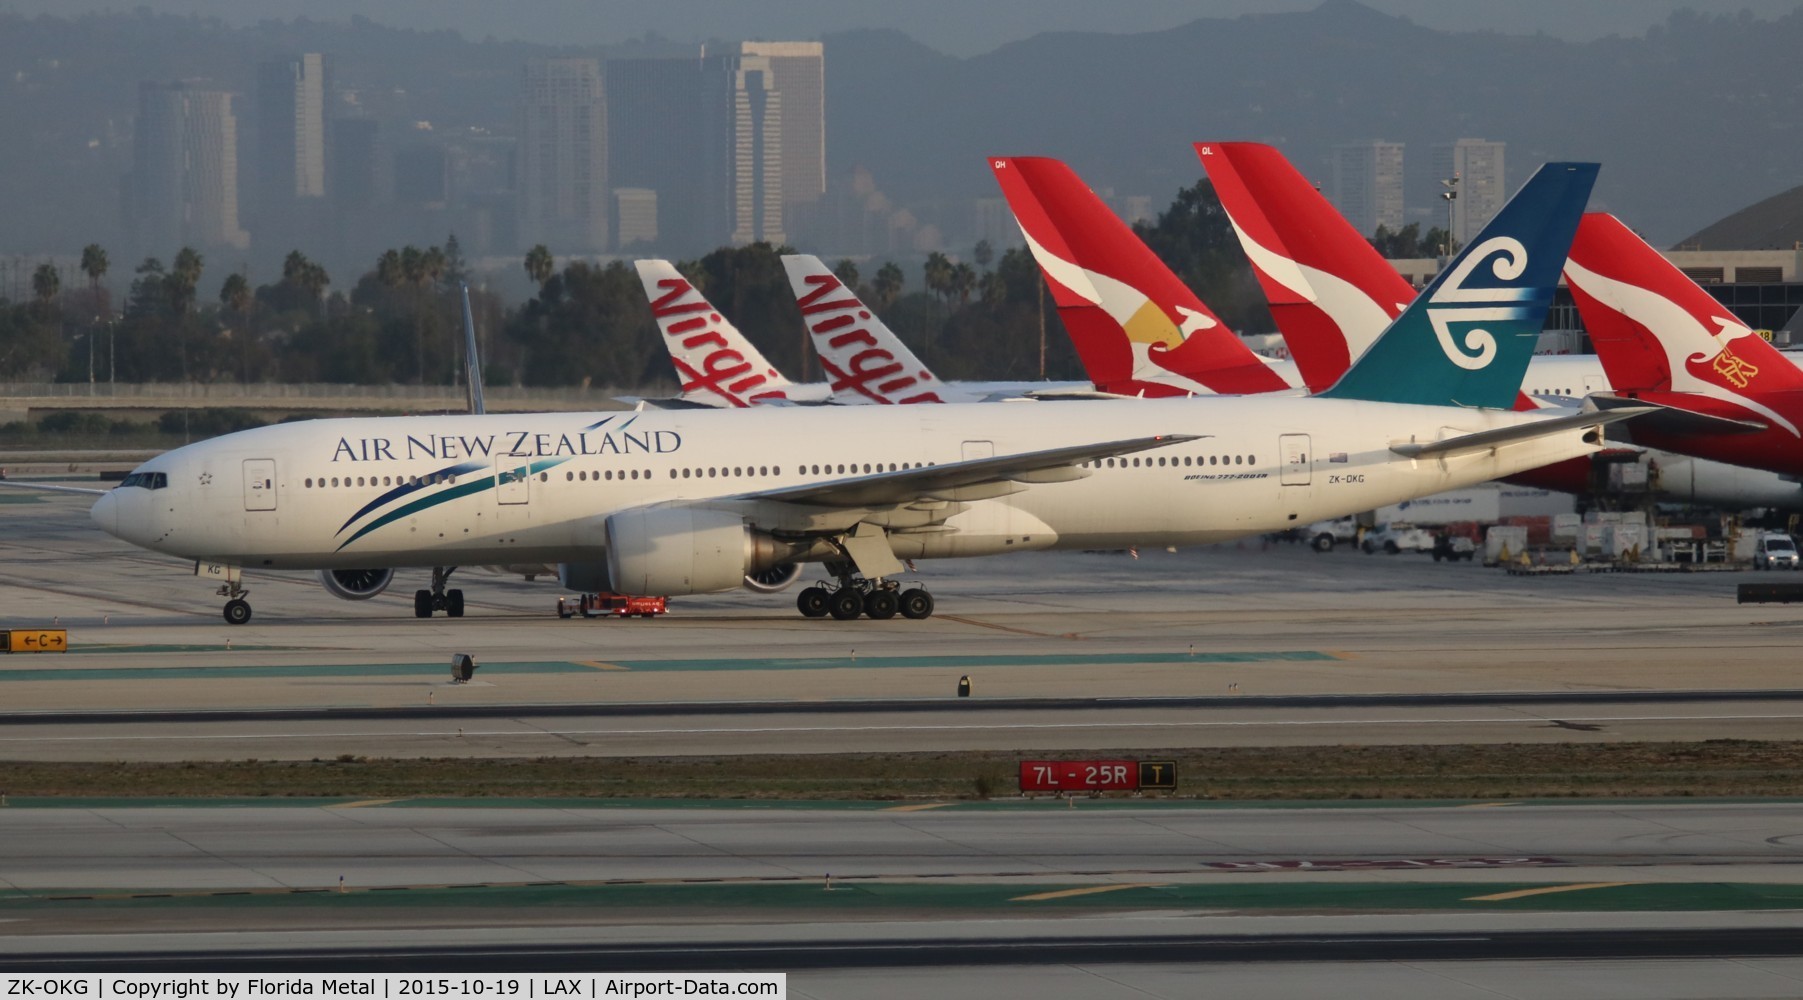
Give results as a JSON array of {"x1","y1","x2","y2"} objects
[
  {"x1": 1196, "y1": 142, "x2": 1415, "y2": 393},
  {"x1": 1566, "y1": 213, "x2": 1803, "y2": 432},
  {"x1": 988, "y1": 156, "x2": 1291, "y2": 397},
  {"x1": 634, "y1": 259, "x2": 792, "y2": 408},
  {"x1": 780, "y1": 255, "x2": 945, "y2": 405}
]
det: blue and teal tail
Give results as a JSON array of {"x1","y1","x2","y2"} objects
[{"x1": 1319, "y1": 162, "x2": 1598, "y2": 409}]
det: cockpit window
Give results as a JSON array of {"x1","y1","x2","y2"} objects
[{"x1": 118, "y1": 472, "x2": 168, "y2": 490}]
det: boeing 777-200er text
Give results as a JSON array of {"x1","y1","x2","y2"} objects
[{"x1": 89, "y1": 163, "x2": 1635, "y2": 625}]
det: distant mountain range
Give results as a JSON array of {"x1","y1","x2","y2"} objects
[{"x1": 1, "y1": 0, "x2": 1800, "y2": 265}]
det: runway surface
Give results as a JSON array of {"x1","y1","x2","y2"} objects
[{"x1": 9, "y1": 487, "x2": 1803, "y2": 993}]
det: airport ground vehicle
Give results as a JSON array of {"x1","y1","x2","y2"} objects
[
  {"x1": 1305, "y1": 518, "x2": 1360, "y2": 552},
  {"x1": 1753, "y1": 533, "x2": 1800, "y2": 570},
  {"x1": 557, "y1": 593, "x2": 669, "y2": 618},
  {"x1": 1433, "y1": 534, "x2": 1478, "y2": 562},
  {"x1": 1363, "y1": 523, "x2": 1434, "y2": 554}
]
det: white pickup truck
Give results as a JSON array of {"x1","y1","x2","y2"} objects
[{"x1": 1362, "y1": 523, "x2": 1435, "y2": 554}]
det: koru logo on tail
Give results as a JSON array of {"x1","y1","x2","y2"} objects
[{"x1": 1426, "y1": 237, "x2": 1536, "y2": 371}]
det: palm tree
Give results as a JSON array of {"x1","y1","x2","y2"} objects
[
  {"x1": 832, "y1": 259, "x2": 861, "y2": 292},
  {"x1": 80, "y1": 244, "x2": 110, "y2": 383},
  {"x1": 973, "y1": 239, "x2": 994, "y2": 272},
  {"x1": 219, "y1": 272, "x2": 251, "y2": 315},
  {"x1": 950, "y1": 262, "x2": 976, "y2": 305},
  {"x1": 923, "y1": 251, "x2": 953, "y2": 302},
  {"x1": 168, "y1": 247, "x2": 203, "y2": 317},
  {"x1": 31, "y1": 263, "x2": 59, "y2": 308},
  {"x1": 874, "y1": 262, "x2": 904, "y2": 309},
  {"x1": 524, "y1": 244, "x2": 554, "y2": 289}
]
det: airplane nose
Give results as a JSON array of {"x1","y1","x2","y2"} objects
[{"x1": 90, "y1": 490, "x2": 118, "y2": 537}]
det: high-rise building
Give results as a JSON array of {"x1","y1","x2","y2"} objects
[
  {"x1": 738, "y1": 42, "x2": 823, "y2": 208},
  {"x1": 256, "y1": 55, "x2": 327, "y2": 206},
  {"x1": 129, "y1": 81, "x2": 249, "y2": 252},
  {"x1": 1332, "y1": 141, "x2": 1405, "y2": 238},
  {"x1": 519, "y1": 57, "x2": 608, "y2": 252},
  {"x1": 1431, "y1": 138, "x2": 1506, "y2": 246},
  {"x1": 703, "y1": 50, "x2": 784, "y2": 246},
  {"x1": 328, "y1": 117, "x2": 380, "y2": 212},
  {"x1": 614, "y1": 188, "x2": 658, "y2": 248},
  {"x1": 606, "y1": 47, "x2": 707, "y2": 253}
]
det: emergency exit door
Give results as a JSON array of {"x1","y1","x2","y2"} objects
[{"x1": 1279, "y1": 434, "x2": 1312, "y2": 486}]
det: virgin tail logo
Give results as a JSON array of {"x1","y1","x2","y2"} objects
[
  {"x1": 782, "y1": 255, "x2": 944, "y2": 404},
  {"x1": 633, "y1": 259, "x2": 790, "y2": 408}
]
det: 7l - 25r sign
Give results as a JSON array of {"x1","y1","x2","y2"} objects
[{"x1": 1019, "y1": 760, "x2": 1177, "y2": 793}]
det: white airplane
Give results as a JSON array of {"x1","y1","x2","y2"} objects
[{"x1": 88, "y1": 163, "x2": 1645, "y2": 624}]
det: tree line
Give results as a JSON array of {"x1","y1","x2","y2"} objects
[{"x1": 0, "y1": 180, "x2": 1373, "y2": 390}]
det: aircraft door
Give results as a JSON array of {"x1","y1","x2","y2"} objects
[
  {"x1": 496, "y1": 456, "x2": 529, "y2": 505},
  {"x1": 1583, "y1": 374, "x2": 1607, "y2": 393},
  {"x1": 1279, "y1": 434, "x2": 1311, "y2": 486},
  {"x1": 962, "y1": 440, "x2": 994, "y2": 462},
  {"x1": 242, "y1": 459, "x2": 277, "y2": 511}
]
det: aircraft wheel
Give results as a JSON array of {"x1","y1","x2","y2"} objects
[
  {"x1": 1313, "y1": 534, "x2": 1334, "y2": 553},
  {"x1": 414, "y1": 589, "x2": 433, "y2": 618},
  {"x1": 828, "y1": 588, "x2": 864, "y2": 621},
  {"x1": 447, "y1": 589, "x2": 465, "y2": 618},
  {"x1": 796, "y1": 586, "x2": 831, "y2": 618},
  {"x1": 899, "y1": 588, "x2": 935, "y2": 620},
  {"x1": 864, "y1": 589, "x2": 899, "y2": 620},
  {"x1": 223, "y1": 599, "x2": 251, "y2": 626}
]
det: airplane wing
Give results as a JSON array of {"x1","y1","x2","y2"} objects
[
  {"x1": 0, "y1": 480, "x2": 109, "y2": 496},
  {"x1": 737, "y1": 434, "x2": 1202, "y2": 509},
  {"x1": 781, "y1": 254, "x2": 948, "y2": 405},
  {"x1": 1586, "y1": 392, "x2": 1769, "y2": 436},
  {"x1": 1391, "y1": 406, "x2": 1652, "y2": 459}
]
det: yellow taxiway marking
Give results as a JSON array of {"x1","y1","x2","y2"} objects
[
  {"x1": 326, "y1": 799, "x2": 403, "y2": 809},
  {"x1": 1465, "y1": 882, "x2": 1633, "y2": 902},
  {"x1": 1012, "y1": 883, "x2": 1164, "y2": 902},
  {"x1": 574, "y1": 660, "x2": 630, "y2": 671},
  {"x1": 1459, "y1": 801, "x2": 1523, "y2": 809},
  {"x1": 882, "y1": 803, "x2": 955, "y2": 813}
]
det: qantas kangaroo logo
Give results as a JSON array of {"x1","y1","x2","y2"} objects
[
  {"x1": 1425, "y1": 237, "x2": 1536, "y2": 371},
  {"x1": 647, "y1": 277, "x2": 788, "y2": 407},
  {"x1": 794, "y1": 273, "x2": 943, "y2": 403}
]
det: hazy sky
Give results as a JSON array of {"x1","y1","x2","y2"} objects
[{"x1": 6, "y1": 0, "x2": 1800, "y2": 54}]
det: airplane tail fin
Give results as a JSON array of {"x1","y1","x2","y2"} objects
[
  {"x1": 1318, "y1": 162, "x2": 1597, "y2": 408},
  {"x1": 987, "y1": 156, "x2": 1290, "y2": 396},
  {"x1": 633, "y1": 259, "x2": 792, "y2": 408},
  {"x1": 779, "y1": 255, "x2": 946, "y2": 404},
  {"x1": 459, "y1": 282, "x2": 486, "y2": 416},
  {"x1": 1196, "y1": 141, "x2": 1418, "y2": 392},
  {"x1": 1566, "y1": 213, "x2": 1803, "y2": 401}
]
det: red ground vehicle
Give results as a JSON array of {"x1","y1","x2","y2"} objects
[{"x1": 556, "y1": 593, "x2": 668, "y2": 619}]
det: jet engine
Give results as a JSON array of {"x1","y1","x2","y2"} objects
[
  {"x1": 605, "y1": 507, "x2": 799, "y2": 596},
  {"x1": 742, "y1": 563, "x2": 804, "y2": 593},
  {"x1": 317, "y1": 568, "x2": 395, "y2": 601}
]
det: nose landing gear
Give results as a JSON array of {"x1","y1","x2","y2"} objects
[{"x1": 218, "y1": 579, "x2": 252, "y2": 625}]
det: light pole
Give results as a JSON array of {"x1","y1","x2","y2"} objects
[{"x1": 1439, "y1": 172, "x2": 1460, "y2": 258}]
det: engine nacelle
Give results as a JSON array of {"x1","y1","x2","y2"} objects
[
  {"x1": 606, "y1": 506, "x2": 794, "y2": 596},
  {"x1": 743, "y1": 562, "x2": 804, "y2": 593},
  {"x1": 317, "y1": 567, "x2": 395, "y2": 601},
  {"x1": 557, "y1": 561, "x2": 616, "y2": 593}
]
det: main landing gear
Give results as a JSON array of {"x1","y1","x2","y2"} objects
[
  {"x1": 414, "y1": 566, "x2": 466, "y2": 619},
  {"x1": 219, "y1": 579, "x2": 252, "y2": 625},
  {"x1": 796, "y1": 573, "x2": 934, "y2": 621}
]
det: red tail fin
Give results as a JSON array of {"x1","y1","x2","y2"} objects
[
  {"x1": 1196, "y1": 142, "x2": 1416, "y2": 392},
  {"x1": 988, "y1": 156, "x2": 1290, "y2": 396},
  {"x1": 1567, "y1": 214, "x2": 1803, "y2": 416}
]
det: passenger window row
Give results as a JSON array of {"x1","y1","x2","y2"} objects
[{"x1": 1081, "y1": 455, "x2": 1255, "y2": 469}]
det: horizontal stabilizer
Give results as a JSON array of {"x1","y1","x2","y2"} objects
[
  {"x1": 1587, "y1": 392, "x2": 1768, "y2": 436},
  {"x1": 0, "y1": 480, "x2": 108, "y2": 496},
  {"x1": 1391, "y1": 406, "x2": 1653, "y2": 459}
]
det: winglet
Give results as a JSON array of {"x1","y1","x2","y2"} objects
[
  {"x1": 1319, "y1": 162, "x2": 1598, "y2": 409},
  {"x1": 634, "y1": 259, "x2": 793, "y2": 408}
]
